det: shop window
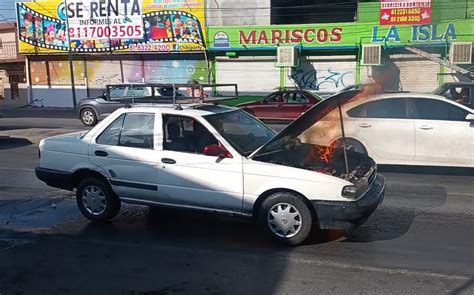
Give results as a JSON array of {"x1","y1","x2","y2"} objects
[
  {"x1": 87, "y1": 60, "x2": 122, "y2": 86},
  {"x1": 29, "y1": 61, "x2": 48, "y2": 85},
  {"x1": 48, "y1": 60, "x2": 86, "y2": 86},
  {"x1": 271, "y1": 0, "x2": 357, "y2": 25}
]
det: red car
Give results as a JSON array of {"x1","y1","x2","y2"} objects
[{"x1": 237, "y1": 89, "x2": 324, "y2": 121}]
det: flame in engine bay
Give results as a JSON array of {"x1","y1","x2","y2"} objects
[{"x1": 300, "y1": 82, "x2": 382, "y2": 167}]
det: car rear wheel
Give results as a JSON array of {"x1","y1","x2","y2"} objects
[
  {"x1": 80, "y1": 108, "x2": 98, "y2": 126},
  {"x1": 76, "y1": 178, "x2": 120, "y2": 223},
  {"x1": 258, "y1": 192, "x2": 313, "y2": 245}
]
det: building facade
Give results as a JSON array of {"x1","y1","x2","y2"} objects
[
  {"x1": 0, "y1": 23, "x2": 27, "y2": 108},
  {"x1": 15, "y1": 0, "x2": 474, "y2": 107}
]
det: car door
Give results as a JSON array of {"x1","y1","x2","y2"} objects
[
  {"x1": 347, "y1": 98, "x2": 415, "y2": 163},
  {"x1": 89, "y1": 112, "x2": 159, "y2": 201},
  {"x1": 282, "y1": 92, "x2": 311, "y2": 120},
  {"x1": 254, "y1": 92, "x2": 287, "y2": 120},
  {"x1": 410, "y1": 98, "x2": 473, "y2": 166},
  {"x1": 157, "y1": 114, "x2": 243, "y2": 213}
]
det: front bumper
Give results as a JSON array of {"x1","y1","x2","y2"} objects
[
  {"x1": 35, "y1": 167, "x2": 73, "y2": 190},
  {"x1": 312, "y1": 174, "x2": 385, "y2": 230}
]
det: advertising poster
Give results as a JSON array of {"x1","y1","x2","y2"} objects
[
  {"x1": 16, "y1": 0, "x2": 206, "y2": 54},
  {"x1": 380, "y1": 0, "x2": 431, "y2": 25}
]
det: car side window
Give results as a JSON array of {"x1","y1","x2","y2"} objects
[
  {"x1": 96, "y1": 114, "x2": 125, "y2": 145},
  {"x1": 96, "y1": 113, "x2": 155, "y2": 149},
  {"x1": 287, "y1": 93, "x2": 309, "y2": 104},
  {"x1": 264, "y1": 93, "x2": 284, "y2": 103},
  {"x1": 127, "y1": 86, "x2": 150, "y2": 97},
  {"x1": 347, "y1": 98, "x2": 407, "y2": 119},
  {"x1": 163, "y1": 115, "x2": 218, "y2": 154},
  {"x1": 109, "y1": 86, "x2": 127, "y2": 99},
  {"x1": 413, "y1": 99, "x2": 468, "y2": 121}
]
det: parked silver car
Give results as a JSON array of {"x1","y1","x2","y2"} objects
[{"x1": 78, "y1": 84, "x2": 186, "y2": 126}]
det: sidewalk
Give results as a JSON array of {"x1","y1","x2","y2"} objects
[{"x1": 0, "y1": 107, "x2": 76, "y2": 119}]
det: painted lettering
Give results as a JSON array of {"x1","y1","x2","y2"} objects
[
  {"x1": 239, "y1": 30, "x2": 256, "y2": 45},
  {"x1": 257, "y1": 31, "x2": 269, "y2": 44},
  {"x1": 271, "y1": 30, "x2": 283, "y2": 44},
  {"x1": 418, "y1": 25, "x2": 430, "y2": 41},
  {"x1": 330, "y1": 28, "x2": 342, "y2": 42},
  {"x1": 316, "y1": 29, "x2": 328, "y2": 43},
  {"x1": 386, "y1": 26, "x2": 401, "y2": 42},
  {"x1": 304, "y1": 29, "x2": 315, "y2": 43},
  {"x1": 431, "y1": 24, "x2": 442, "y2": 41},
  {"x1": 444, "y1": 23, "x2": 456, "y2": 40},
  {"x1": 291, "y1": 29, "x2": 303, "y2": 43},
  {"x1": 372, "y1": 26, "x2": 385, "y2": 43}
]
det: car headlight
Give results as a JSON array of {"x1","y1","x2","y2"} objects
[{"x1": 342, "y1": 185, "x2": 358, "y2": 199}]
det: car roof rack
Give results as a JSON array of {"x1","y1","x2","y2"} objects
[{"x1": 109, "y1": 83, "x2": 238, "y2": 110}]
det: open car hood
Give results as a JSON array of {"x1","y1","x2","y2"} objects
[
  {"x1": 249, "y1": 89, "x2": 378, "y2": 184},
  {"x1": 250, "y1": 89, "x2": 362, "y2": 158}
]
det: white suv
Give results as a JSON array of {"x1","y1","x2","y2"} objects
[{"x1": 36, "y1": 99, "x2": 385, "y2": 245}]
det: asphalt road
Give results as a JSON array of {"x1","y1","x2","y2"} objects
[{"x1": 0, "y1": 110, "x2": 473, "y2": 294}]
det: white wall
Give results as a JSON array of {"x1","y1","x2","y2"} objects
[
  {"x1": 215, "y1": 57, "x2": 279, "y2": 94},
  {"x1": 207, "y1": 0, "x2": 270, "y2": 26}
]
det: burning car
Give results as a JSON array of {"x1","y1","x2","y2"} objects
[{"x1": 36, "y1": 90, "x2": 385, "y2": 245}]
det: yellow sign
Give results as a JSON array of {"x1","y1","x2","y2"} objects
[{"x1": 17, "y1": 0, "x2": 206, "y2": 54}]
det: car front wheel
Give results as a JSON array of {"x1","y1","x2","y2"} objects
[
  {"x1": 258, "y1": 192, "x2": 313, "y2": 245},
  {"x1": 76, "y1": 178, "x2": 120, "y2": 222},
  {"x1": 80, "y1": 108, "x2": 98, "y2": 126}
]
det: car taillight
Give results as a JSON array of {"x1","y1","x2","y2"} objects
[{"x1": 38, "y1": 148, "x2": 41, "y2": 159}]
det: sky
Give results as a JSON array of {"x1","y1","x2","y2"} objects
[{"x1": 0, "y1": 0, "x2": 21, "y2": 23}]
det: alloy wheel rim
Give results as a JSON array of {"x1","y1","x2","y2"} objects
[
  {"x1": 82, "y1": 185, "x2": 106, "y2": 215},
  {"x1": 82, "y1": 111, "x2": 94, "y2": 125},
  {"x1": 267, "y1": 203, "x2": 302, "y2": 238}
]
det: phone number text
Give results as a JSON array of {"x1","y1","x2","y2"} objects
[{"x1": 68, "y1": 25, "x2": 143, "y2": 39}]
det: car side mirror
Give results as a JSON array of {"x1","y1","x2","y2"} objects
[
  {"x1": 465, "y1": 114, "x2": 474, "y2": 121},
  {"x1": 203, "y1": 144, "x2": 233, "y2": 158}
]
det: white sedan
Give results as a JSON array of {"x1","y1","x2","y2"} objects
[
  {"x1": 300, "y1": 93, "x2": 474, "y2": 168},
  {"x1": 35, "y1": 98, "x2": 385, "y2": 245}
]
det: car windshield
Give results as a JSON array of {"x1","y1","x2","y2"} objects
[{"x1": 204, "y1": 109, "x2": 276, "y2": 156}]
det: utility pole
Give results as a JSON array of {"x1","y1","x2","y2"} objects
[{"x1": 64, "y1": 0, "x2": 77, "y2": 109}]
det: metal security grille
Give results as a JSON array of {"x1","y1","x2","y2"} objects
[
  {"x1": 361, "y1": 45, "x2": 381, "y2": 66},
  {"x1": 450, "y1": 42, "x2": 473, "y2": 64}
]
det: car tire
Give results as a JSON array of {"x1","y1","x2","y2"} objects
[
  {"x1": 258, "y1": 192, "x2": 313, "y2": 246},
  {"x1": 80, "y1": 108, "x2": 98, "y2": 126},
  {"x1": 76, "y1": 178, "x2": 121, "y2": 223}
]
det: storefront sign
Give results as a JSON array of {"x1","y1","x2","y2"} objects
[
  {"x1": 380, "y1": 0, "x2": 431, "y2": 25},
  {"x1": 208, "y1": 20, "x2": 472, "y2": 50},
  {"x1": 16, "y1": 0, "x2": 206, "y2": 54},
  {"x1": 65, "y1": 0, "x2": 143, "y2": 40}
]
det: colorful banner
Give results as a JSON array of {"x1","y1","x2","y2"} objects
[
  {"x1": 16, "y1": 0, "x2": 206, "y2": 54},
  {"x1": 208, "y1": 20, "x2": 473, "y2": 50},
  {"x1": 380, "y1": 0, "x2": 431, "y2": 25}
]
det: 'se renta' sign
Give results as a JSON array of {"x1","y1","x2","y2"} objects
[{"x1": 66, "y1": 0, "x2": 143, "y2": 40}]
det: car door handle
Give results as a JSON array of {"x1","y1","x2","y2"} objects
[
  {"x1": 95, "y1": 150, "x2": 108, "y2": 157},
  {"x1": 358, "y1": 123, "x2": 372, "y2": 128},
  {"x1": 161, "y1": 158, "x2": 176, "y2": 164},
  {"x1": 418, "y1": 125, "x2": 433, "y2": 130}
]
